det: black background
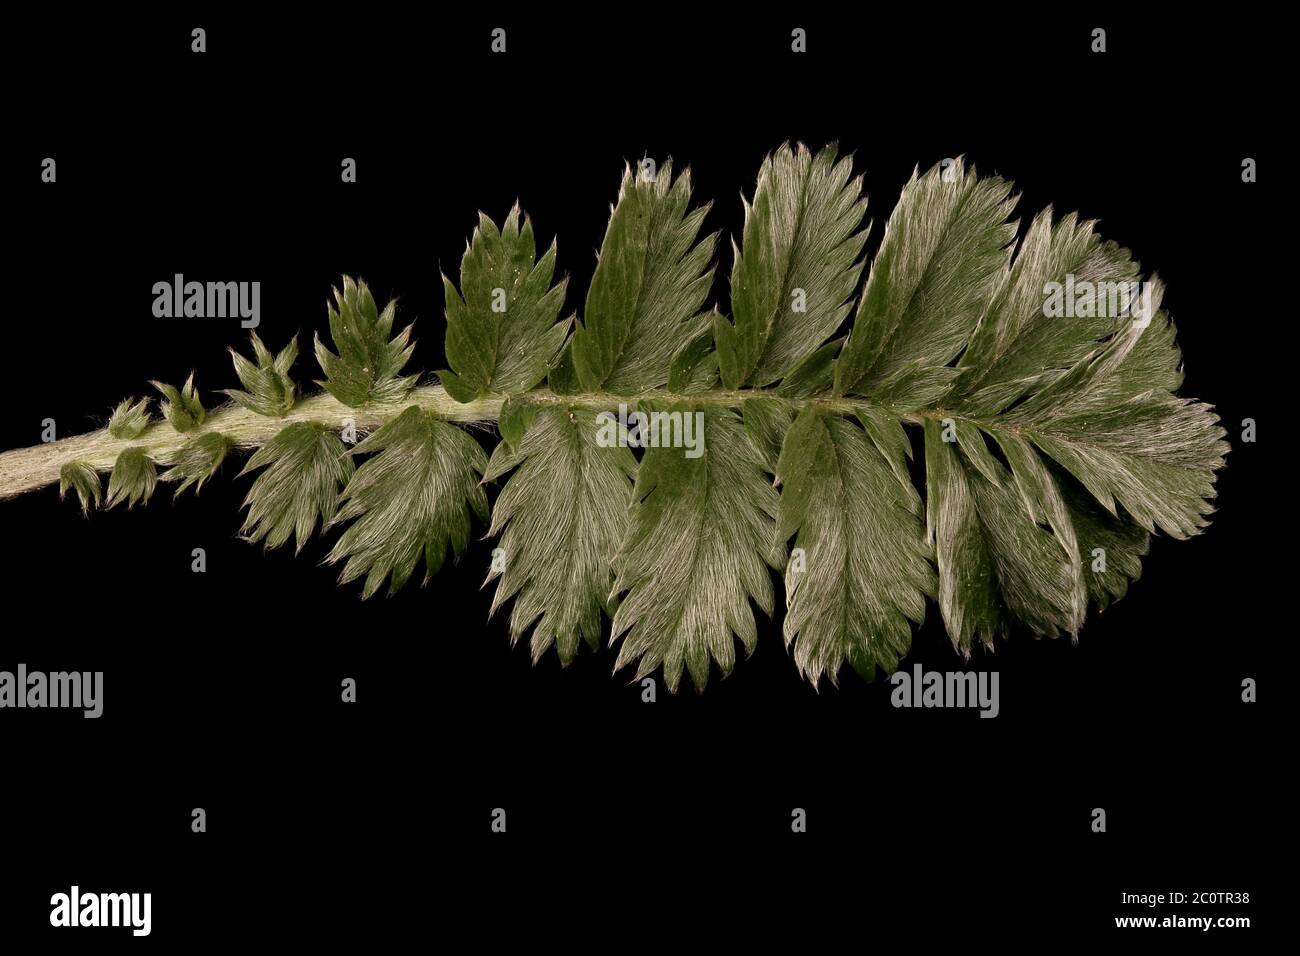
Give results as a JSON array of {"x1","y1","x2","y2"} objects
[{"x1": 1, "y1": 10, "x2": 1278, "y2": 945}]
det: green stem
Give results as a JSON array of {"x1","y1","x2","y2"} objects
[{"x1": 0, "y1": 383, "x2": 937, "y2": 500}]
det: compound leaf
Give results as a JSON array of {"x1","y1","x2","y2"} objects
[{"x1": 12, "y1": 146, "x2": 1231, "y2": 693}]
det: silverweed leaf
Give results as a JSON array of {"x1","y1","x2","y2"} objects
[
  {"x1": 105, "y1": 447, "x2": 157, "y2": 509},
  {"x1": 17, "y1": 144, "x2": 1227, "y2": 693},
  {"x1": 483, "y1": 404, "x2": 637, "y2": 664},
  {"x1": 59, "y1": 461, "x2": 102, "y2": 515},
  {"x1": 224, "y1": 333, "x2": 297, "y2": 417},
  {"x1": 610, "y1": 404, "x2": 786, "y2": 693},
  {"x1": 717, "y1": 142, "x2": 868, "y2": 389},
  {"x1": 775, "y1": 406, "x2": 935, "y2": 688},
  {"x1": 314, "y1": 276, "x2": 417, "y2": 407},
  {"x1": 570, "y1": 160, "x2": 718, "y2": 393},
  {"x1": 238, "y1": 422, "x2": 353, "y2": 553},
  {"x1": 107, "y1": 398, "x2": 152, "y2": 440},
  {"x1": 439, "y1": 204, "x2": 570, "y2": 402},
  {"x1": 326, "y1": 406, "x2": 487, "y2": 598},
  {"x1": 164, "y1": 432, "x2": 232, "y2": 497},
  {"x1": 151, "y1": 373, "x2": 206, "y2": 432}
]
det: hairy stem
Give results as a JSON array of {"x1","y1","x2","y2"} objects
[
  {"x1": 0, "y1": 386, "x2": 499, "y2": 500},
  {"x1": 0, "y1": 383, "x2": 935, "y2": 500}
]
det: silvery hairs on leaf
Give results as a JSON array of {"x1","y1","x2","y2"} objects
[
  {"x1": 834, "y1": 156, "x2": 1018, "y2": 408},
  {"x1": 314, "y1": 276, "x2": 418, "y2": 407},
  {"x1": 801, "y1": 152, "x2": 1226, "y2": 664},
  {"x1": 164, "y1": 432, "x2": 232, "y2": 497},
  {"x1": 483, "y1": 404, "x2": 637, "y2": 664},
  {"x1": 238, "y1": 421, "x2": 354, "y2": 554},
  {"x1": 325, "y1": 406, "x2": 488, "y2": 598},
  {"x1": 224, "y1": 332, "x2": 297, "y2": 417},
  {"x1": 775, "y1": 406, "x2": 934, "y2": 687},
  {"x1": 107, "y1": 398, "x2": 152, "y2": 439},
  {"x1": 151, "y1": 373, "x2": 206, "y2": 432},
  {"x1": 925, "y1": 418, "x2": 1081, "y2": 651},
  {"x1": 610, "y1": 404, "x2": 785, "y2": 693},
  {"x1": 569, "y1": 160, "x2": 718, "y2": 394},
  {"x1": 439, "y1": 204, "x2": 571, "y2": 402},
  {"x1": 716, "y1": 142, "x2": 869, "y2": 389},
  {"x1": 105, "y1": 447, "x2": 157, "y2": 509},
  {"x1": 59, "y1": 461, "x2": 102, "y2": 515}
]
